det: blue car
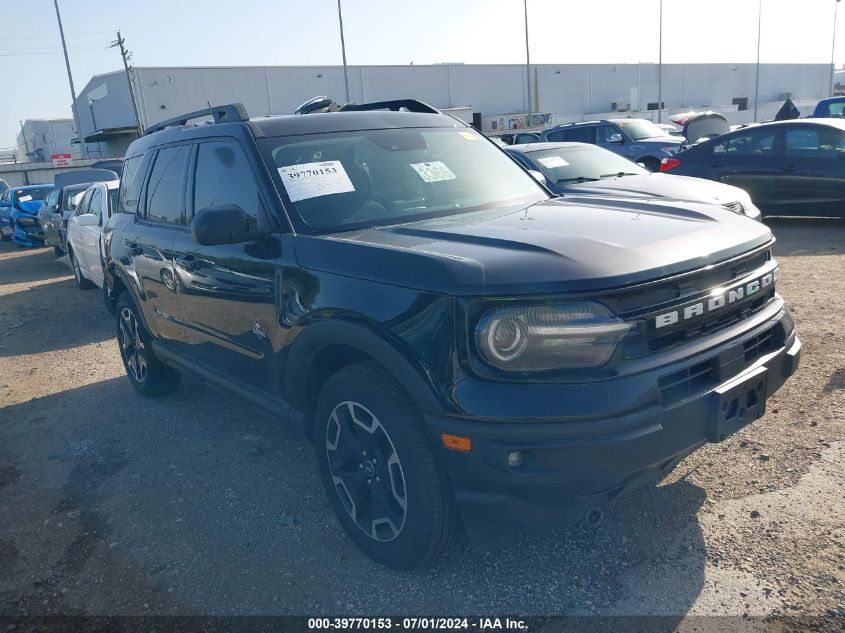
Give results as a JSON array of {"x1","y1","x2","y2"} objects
[
  {"x1": 811, "y1": 96, "x2": 845, "y2": 118},
  {"x1": 539, "y1": 118, "x2": 684, "y2": 172},
  {"x1": 6, "y1": 184, "x2": 53, "y2": 247}
]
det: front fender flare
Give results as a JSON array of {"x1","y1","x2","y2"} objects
[{"x1": 283, "y1": 319, "x2": 444, "y2": 417}]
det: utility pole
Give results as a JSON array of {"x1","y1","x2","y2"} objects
[
  {"x1": 337, "y1": 0, "x2": 350, "y2": 104},
  {"x1": 523, "y1": 0, "x2": 532, "y2": 121},
  {"x1": 657, "y1": 0, "x2": 663, "y2": 123},
  {"x1": 53, "y1": 0, "x2": 87, "y2": 159},
  {"x1": 111, "y1": 31, "x2": 144, "y2": 135},
  {"x1": 753, "y1": 0, "x2": 762, "y2": 123},
  {"x1": 831, "y1": 0, "x2": 841, "y2": 98}
]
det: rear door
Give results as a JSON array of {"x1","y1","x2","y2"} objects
[
  {"x1": 171, "y1": 138, "x2": 279, "y2": 392},
  {"x1": 707, "y1": 126, "x2": 784, "y2": 212},
  {"x1": 122, "y1": 144, "x2": 191, "y2": 347},
  {"x1": 778, "y1": 124, "x2": 845, "y2": 217}
]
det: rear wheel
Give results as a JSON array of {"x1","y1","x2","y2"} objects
[
  {"x1": 115, "y1": 293, "x2": 181, "y2": 397},
  {"x1": 70, "y1": 249, "x2": 94, "y2": 290},
  {"x1": 314, "y1": 361, "x2": 459, "y2": 569}
]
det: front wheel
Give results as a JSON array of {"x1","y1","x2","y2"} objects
[
  {"x1": 115, "y1": 293, "x2": 181, "y2": 397},
  {"x1": 314, "y1": 361, "x2": 460, "y2": 569}
]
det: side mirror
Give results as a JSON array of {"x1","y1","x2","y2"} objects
[
  {"x1": 608, "y1": 133, "x2": 624, "y2": 144},
  {"x1": 75, "y1": 213, "x2": 99, "y2": 227},
  {"x1": 528, "y1": 170, "x2": 547, "y2": 186},
  {"x1": 192, "y1": 205, "x2": 256, "y2": 246}
]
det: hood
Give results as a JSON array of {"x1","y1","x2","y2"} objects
[
  {"x1": 16, "y1": 200, "x2": 44, "y2": 215},
  {"x1": 294, "y1": 198, "x2": 772, "y2": 296},
  {"x1": 554, "y1": 173, "x2": 746, "y2": 206}
]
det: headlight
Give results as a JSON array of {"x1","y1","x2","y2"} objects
[{"x1": 476, "y1": 302, "x2": 633, "y2": 371}]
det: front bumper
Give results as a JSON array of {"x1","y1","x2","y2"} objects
[
  {"x1": 12, "y1": 220, "x2": 44, "y2": 247},
  {"x1": 425, "y1": 306, "x2": 800, "y2": 543}
]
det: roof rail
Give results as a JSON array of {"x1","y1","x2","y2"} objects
[
  {"x1": 144, "y1": 103, "x2": 250, "y2": 136},
  {"x1": 339, "y1": 99, "x2": 440, "y2": 114}
]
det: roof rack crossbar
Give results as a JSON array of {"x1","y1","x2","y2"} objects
[
  {"x1": 143, "y1": 103, "x2": 249, "y2": 136},
  {"x1": 339, "y1": 99, "x2": 440, "y2": 114}
]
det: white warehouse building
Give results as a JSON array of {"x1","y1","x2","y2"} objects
[{"x1": 75, "y1": 62, "x2": 833, "y2": 156}]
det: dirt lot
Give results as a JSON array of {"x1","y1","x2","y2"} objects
[{"x1": 0, "y1": 219, "x2": 843, "y2": 629}]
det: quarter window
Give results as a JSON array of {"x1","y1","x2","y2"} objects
[
  {"x1": 118, "y1": 154, "x2": 146, "y2": 214},
  {"x1": 146, "y1": 145, "x2": 189, "y2": 225},
  {"x1": 556, "y1": 127, "x2": 596, "y2": 143},
  {"x1": 193, "y1": 141, "x2": 261, "y2": 229}
]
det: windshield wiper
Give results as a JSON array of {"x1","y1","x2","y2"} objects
[
  {"x1": 599, "y1": 172, "x2": 640, "y2": 179},
  {"x1": 556, "y1": 176, "x2": 600, "y2": 183}
]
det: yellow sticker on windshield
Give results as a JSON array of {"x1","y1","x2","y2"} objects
[{"x1": 458, "y1": 131, "x2": 479, "y2": 141}]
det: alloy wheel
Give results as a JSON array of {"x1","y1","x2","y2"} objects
[
  {"x1": 119, "y1": 307, "x2": 147, "y2": 383},
  {"x1": 325, "y1": 401, "x2": 407, "y2": 542}
]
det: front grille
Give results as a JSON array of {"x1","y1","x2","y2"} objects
[
  {"x1": 722, "y1": 201, "x2": 744, "y2": 214},
  {"x1": 658, "y1": 323, "x2": 784, "y2": 406}
]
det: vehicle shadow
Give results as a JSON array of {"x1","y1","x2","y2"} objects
[
  {"x1": 0, "y1": 374, "x2": 706, "y2": 622},
  {"x1": 0, "y1": 278, "x2": 112, "y2": 357},
  {"x1": 0, "y1": 242, "x2": 69, "y2": 286},
  {"x1": 766, "y1": 217, "x2": 845, "y2": 257}
]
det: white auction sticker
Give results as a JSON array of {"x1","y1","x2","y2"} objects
[
  {"x1": 410, "y1": 161, "x2": 456, "y2": 183},
  {"x1": 537, "y1": 156, "x2": 569, "y2": 168},
  {"x1": 277, "y1": 161, "x2": 355, "y2": 202},
  {"x1": 18, "y1": 195, "x2": 33, "y2": 202}
]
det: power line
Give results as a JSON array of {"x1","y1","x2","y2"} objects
[
  {"x1": 0, "y1": 45, "x2": 108, "y2": 57},
  {"x1": 0, "y1": 30, "x2": 116, "y2": 41}
]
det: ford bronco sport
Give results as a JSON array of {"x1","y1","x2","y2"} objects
[{"x1": 103, "y1": 100, "x2": 800, "y2": 569}]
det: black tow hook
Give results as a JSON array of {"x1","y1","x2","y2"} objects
[{"x1": 584, "y1": 505, "x2": 606, "y2": 528}]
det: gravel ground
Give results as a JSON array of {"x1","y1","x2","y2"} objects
[{"x1": 0, "y1": 218, "x2": 843, "y2": 630}]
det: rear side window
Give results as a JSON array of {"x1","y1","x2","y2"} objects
[
  {"x1": 118, "y1": 154, "x2": 147, "y2": 214},
  {"x1": 145, "y1": 145, "x2": 190, "y2": 225},
  {"x1": 89, "y1": 189, "x2": 103, "y2": 218},
  {"x1": 548, "y1": 127, "x2": 596, "y2": 143},
  {"x1": 192, "y1": 141, "x2": 261, "y2": 230},
  {"x1": 785, "y1": 127, "x2": 845, "y2": 159}
]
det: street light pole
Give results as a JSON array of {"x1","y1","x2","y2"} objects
[
  {"x1": 524, "y1": 0, "x2": 532, "y2": 120},
  {"x1": 831, "y1": 0, "x2": 841, "y2": 97},
  {"x1": 52, "y1": 0, "x2": 87, "y2": 159},
  {"x1": 337, "y1": 0, "x2": 350, "y2": 104},
  {"x1": 657, "y1": 0, "x2": 663, "y2": 123},
  {"x1": 753, "y1": 0, "x2": 762, "y2": 123}
]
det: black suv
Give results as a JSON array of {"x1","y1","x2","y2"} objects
[{"x1": 103, "y1": 100, "x2": 800, "y2": 569}]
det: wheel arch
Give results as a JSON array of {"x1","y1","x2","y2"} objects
[{"x1": 284, "y1": 319, "x2": 444, "y2": 438}]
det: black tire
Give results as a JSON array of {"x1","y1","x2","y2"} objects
[
  {"x1": 641, "y1": 157, "x2": 662, "y2": 173},
  {"x1": 53, "y1": 245, "x2": 64, "y2": 257},
  {"x1": 314, "y1": 361, "x2": 459, "y2": 569},
  {"x1": 69, "y1": 249, "x2": 95, "y2": 290},
  {"x1": 114, "y1": 293, "x2": 181, "y2": 397},
  {"x1": 1, "y1": 233, "x2": 10, "y2": 241}
]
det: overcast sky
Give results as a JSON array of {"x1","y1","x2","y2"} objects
[{"x1": 1, "y1": 0, "x2": 843, "y2": 150}]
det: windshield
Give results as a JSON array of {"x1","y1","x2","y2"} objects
[
  {"x1": 261, "y1": 127, "x2": 548, "y2": 231},
  {"x1": 525, "y1": 145, "x2": 647, "y2": 183},
  {"x1": 615, "y1": 120, "x2": 668, "y2": 141},
  {"x1": 14, "y1": 187, "x2": 51, "y2": 203}
]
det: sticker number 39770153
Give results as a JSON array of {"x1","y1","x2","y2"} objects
[{"x1": 277, "y1": 160, "x2": 355, "y2": 202}]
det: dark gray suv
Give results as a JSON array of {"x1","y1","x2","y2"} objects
[{"x1": 540, "y1": 118, "x2": 684, "y2": 171}]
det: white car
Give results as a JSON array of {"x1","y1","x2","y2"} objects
[{"x1": 66, "y1": 180, "x2": 119, "y2": 290}]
